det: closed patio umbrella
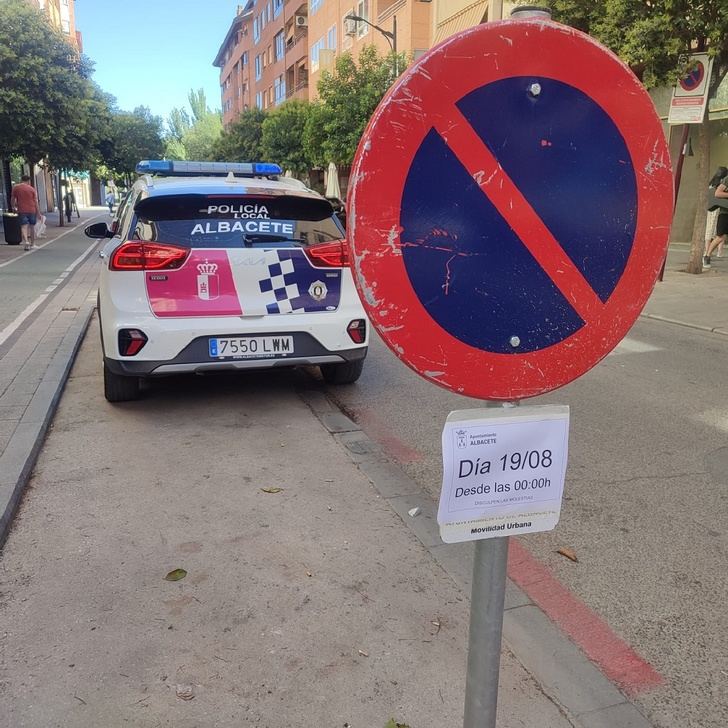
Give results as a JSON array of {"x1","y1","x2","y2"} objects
[{"x1": 325, "y1": 162, "x2": 341, "y2": 200}]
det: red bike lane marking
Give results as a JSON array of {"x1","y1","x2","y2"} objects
[{"x1": 508, "y1": 539, "x2": 664, "y2": 695}]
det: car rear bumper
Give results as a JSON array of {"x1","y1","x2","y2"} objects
[{"x1": 105, "y1": 332, "x2": 367, "y2": 377}]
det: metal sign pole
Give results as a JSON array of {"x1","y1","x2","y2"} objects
[{"x1": 463, "y1": 536, "x2": 510, "y2": 728}]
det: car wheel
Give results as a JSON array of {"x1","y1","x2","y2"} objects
[
  {"x1": 103, "y1": 362, "x2": 141, "y2": 402},
  {"x1": 320, "y1": 358, "x2": 364, "y2": 385}
]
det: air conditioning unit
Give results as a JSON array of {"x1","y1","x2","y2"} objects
[
  {"x1": 344, "y1": 18, "x2": 357, "y2": 36},
  {"x1": 295, "y1": 15, "x2": 308, "y2": 27}
]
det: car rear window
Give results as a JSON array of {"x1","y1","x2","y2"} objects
[{"x1": 132, "y1": 194, "x2": 343, "y2": 249}]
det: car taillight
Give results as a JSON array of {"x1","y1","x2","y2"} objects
[
  {"x1": 347, "y1": 319, "x2": 366, "y2": 344},
  {"x1": 110, "y1": 242, "x2": 190, "y2": 271},
  {"x1": 118, "y1": 329, "x2": 148, "y2": 356},
  {"x1": 304, "y1": 240, "x2": 349, "y2": 268}
]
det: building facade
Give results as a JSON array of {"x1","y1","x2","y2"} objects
[
  {"x1": 29, "y1": 0, "x2": 82, "y2": 50},
  {"x1": 306, "y1": 0, "x2": 431, "y2": 98},
  {"x1": 215, "y1": 0, "x2": 310, "y2": 129}
]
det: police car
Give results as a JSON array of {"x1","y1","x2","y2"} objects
[{"x1": 85, "y1": 160, "x2": 368, "y2": 402}]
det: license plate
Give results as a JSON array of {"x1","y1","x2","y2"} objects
[{"x1": 209, "y1": 336, "x2": 294, "y2": 359}]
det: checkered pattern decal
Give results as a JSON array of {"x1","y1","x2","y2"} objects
[{"x1": 258, "y1": 250, "x2": 341, "y2": 314}]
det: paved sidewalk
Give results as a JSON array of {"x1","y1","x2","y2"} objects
[
  {"x1": 643, "y1": 244, "x2": 728, "y2": 334},
  {"x1": 0, "y1": 228, "x2": 99, "y2": 542}
]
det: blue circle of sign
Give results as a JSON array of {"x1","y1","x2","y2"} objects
[{"x1": 400, "y1": 77, "x2": 637, "y2": 354}]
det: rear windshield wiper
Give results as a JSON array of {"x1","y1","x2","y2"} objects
[{"x1": 242, "y1": 234, "x2": 305, "y2": 247}]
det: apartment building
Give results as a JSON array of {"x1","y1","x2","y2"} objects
[
  {"x1": 306, "y1": 0, "x2": 432, "y2": 98},
  {"x1": 214, "y1": 6, "x2": 254, "y2": 127},
  {"x1": 215, "y1": 0, "x2": 310, "y2": 128},
  {"x1": 30, "y1": 0, "x2": 82, "y2": 50}
]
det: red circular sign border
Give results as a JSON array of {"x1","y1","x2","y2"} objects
[{"x1": 348, "y1": 19, "x2": 673, "y2": 400}]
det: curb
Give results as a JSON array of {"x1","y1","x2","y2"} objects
[
  {"x1": 0, "y1": 300, "x2": 95, "y2": 547},
  {"x1": 640, "y1": 312, "x2": 728, "y2": 337},
  {"x1": 298, "y1": 387, "x2": 654, "y2": 728}
]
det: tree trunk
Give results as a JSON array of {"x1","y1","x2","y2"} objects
[
  {"x1": 685, "y1": 119, "x2": 711, "y2": 273},
  {"x1": 57, "y1": 170, "x2": 64, "y2": 228}
]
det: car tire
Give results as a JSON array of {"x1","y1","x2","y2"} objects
[
  {"x1": 320, "y1": 358, "x2": 364, "y2": 385},
  {"x1": 103, "y1": 362, "x2": 141, "y2": 402}
]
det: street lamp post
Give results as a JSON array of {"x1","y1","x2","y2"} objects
[{"x1": 345, "y1": 13, "x2": 398, "y2": 76}]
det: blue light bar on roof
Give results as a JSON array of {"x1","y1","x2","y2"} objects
[{"x1": 135, "y1": 160, "x2": 283, "y2": 177}]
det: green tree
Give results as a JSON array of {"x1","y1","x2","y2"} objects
[
  {"x1": 99, "y1": 106, "x2": 165, "y2": 184},
  {"x1": 261, "y1": 100, "x2": 312, "y2": 175},
  {"x1": 314, "y1": 46, "x2": 406, "y2": 165},
  {"x1": 188, "y1": 88, "x2": 211, "y2": 123},
  {"x1": 167, "y1": 107, "x2": 191, "y2": 141},
  {"x1": 302, "y1": 102, "x2": 333, "y2": 169},
  {"x1": 0, "y1": 0, "x2": 96, "y2": 167},
  {"x1": 181, "y1": 112, "x2": 223, "y2": 161},
  {"x1": 551, "y1": 0, "x2": 728, "y2": 273},
  {"x1": 212, "y1": 108, "x2": 268, "y2": 162}
]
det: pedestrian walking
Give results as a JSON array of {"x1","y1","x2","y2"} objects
[
  {"x1": 704, "y1": 167, "x2": 728, "y2": 269},
  {"x1": 10, "y1": 174, "x2": 42, "y2": 251},
  {"x1": 105, "y1": 191, "x2": 115, "y2": 214},
  {"x1": 63, "y1": 189, "x2": 74, "y2": 223}
]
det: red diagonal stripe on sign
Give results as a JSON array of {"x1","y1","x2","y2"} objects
[{"x1": 433, "y1": 108, "x2": 606, "y2": 321}]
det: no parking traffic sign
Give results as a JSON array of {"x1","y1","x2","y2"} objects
[{"x1": 348, "y1": 19, "x2": 673, "y2": 400}]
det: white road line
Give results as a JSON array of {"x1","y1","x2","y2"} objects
[
  {"x1": 609, "y1": 337, "x2": 662, "y2": 355},
  {"x1": 0, "y1": 294, "x2": 49, "y2": 347},
  {"x1": 0, "y1": 213, "x2": 104, "y2": 270},
  {"x1": 0, "y1": 237, "x2": 100, "y2": 348}
]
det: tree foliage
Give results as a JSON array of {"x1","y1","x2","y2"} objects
[
  {"x1": 311, "y1": 46, "x2": 405, "y2": 165},
  {"x1": 551, "y1": 0, "x2": 728, "y2": 89},
  {"x1": 164, "y1": 88, "x2": 222, "y2": 161},
  {"x1": 551, "y1": 0, "x2": 728, "y2": 273},
  {"x1": 0, "y1": 0, "x2": 101, "y2": 166},
  {"x1": 99, "y1": 106, "x2": 165, "y2": 178},
  {"x1": 213, "y1": 108, "x2": 268, "y2": 162},
  {"x1": 261, "y1": 101, "x2": 312, "y2": 175}
]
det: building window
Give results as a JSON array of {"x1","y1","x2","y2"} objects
[
  {"x1": 327, "y1": 24, "x2": 337, "y2": 51},
  {"x1": 267, "y1": 2, "x2": 272, "y2": 21},
  {"x1": 356, "y1": 0, "x2": 369, "y2": 37},
  {"x1": 255, "y1": 54, "x2": 262, "y2": 80},
  {"x1": 256, "y1": 92, "x2": 263, "y2": 109},
  {"x1": 242, "y1": 51, "x2": 248, "y2": 66},
  {"x1": 310, "y1": 0, "x2": 322, "y2": 14},
  {"x1": 253, "y1": 17, "x2": 260, "y2": 43},
  {"x1": 311, "y1": 36, "x2": 325, "y2": 72},
  {"x1": 273, "y1": 0, "x2": 283, "y2": 18},
  {"x1": 274, "y1": 75, "x2": 286, "y2": 105},
  {"x1": 275, "y1": 31, "x2": 285, "y2": 60}
]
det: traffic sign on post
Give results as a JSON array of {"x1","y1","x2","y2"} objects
[{"x1": 348, "y1": 19, "x2": 673, "y2": 401}]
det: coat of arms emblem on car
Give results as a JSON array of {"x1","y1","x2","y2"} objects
[{"x1": 197, "y1": 260, "x2": 220, "y2": 301}]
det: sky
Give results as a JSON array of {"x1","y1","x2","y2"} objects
[{"x1": 75, "y1": 0, "x2": 242, "y2": 127}]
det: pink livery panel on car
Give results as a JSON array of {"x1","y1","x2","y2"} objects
[{"x1": 146, "y1": 248, "x2": 343, "y2": 318}]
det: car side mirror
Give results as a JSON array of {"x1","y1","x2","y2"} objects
[{"x1": 85, "y1": 222, "x2": 114, "y2": 239}]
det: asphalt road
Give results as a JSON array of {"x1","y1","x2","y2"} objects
[{"x1": 324, "y1": 319, "x2": 728, "y2": 728}]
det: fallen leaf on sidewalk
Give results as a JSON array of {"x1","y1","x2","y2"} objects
[
  {"x1": 557, "y1": 547, "x2": 579, "y2": 563},
  {"x1": 175, "y1": 684, "x2": 195, "y2": 701},
  {"x1": 261, "y1": 487, "x2": 284, "y2": 494},
  {"x1": 384, "y1": 720, "x2": 411, "y2": 728},
  {"x1": 164, "y1": 568, "x2": 187, "y2": 581}
]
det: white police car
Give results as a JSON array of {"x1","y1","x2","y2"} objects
[{"x1": 85, "y1": 160, "x2": 368, "y2": 402}]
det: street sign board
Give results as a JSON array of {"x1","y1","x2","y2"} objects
[
  {"x1": 668, "y1": 53, "x2": 714, "y2": 124},
  {"x1": 348, "y1": 19, "x2": 673, "y2": 400},
  {"x1": 439, "y1": 405, "x2": 569, "y2": 543}
]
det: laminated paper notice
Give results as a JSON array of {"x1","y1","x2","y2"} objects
[{"x1": 438, "y1": 405, "x2": 569, "y2": 544}]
